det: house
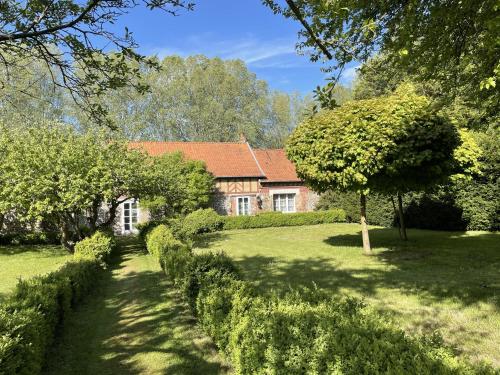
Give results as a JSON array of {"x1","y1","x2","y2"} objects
[{"x1": 117, "y1": 139, "x2": 318, "y2": 234}]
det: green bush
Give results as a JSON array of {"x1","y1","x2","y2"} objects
[
  {"x1": 145, "y1": 224, "x2": 191, "y2": 284},
  {"x1": 196, "y1": 275, "x2": 255, "y2": 352},
  {"x1": 0, "y1": 231, "x2": 60, "y2": 246},
  {"x1": 146, "y1": 224, "x2": 186, "y2": 259},
  {"x1": 74, "y1": 230, "x2": 116, "y2": 266},
  {"x1": 0, "y1": 231, "x2": 114, "y2": 374},
  {"x1": 221, "y1": 209, "x2": 346, "y2": 230},
  {"x1": 227, "y1": 292, "x2": 492, "y2": 375},
  {"x1": 180, "y1": 208, "x2": 224, "y2": 239},
  {"x1": 317, "y1": 190, "x2": 395, "y2": 226},
  {"x1": 181, "y1": 252, "x2": 240, "y2": 312}
]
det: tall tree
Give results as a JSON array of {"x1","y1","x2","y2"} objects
[{"x1": 0, "y1": 0, "x2": 193, "y2": 126}]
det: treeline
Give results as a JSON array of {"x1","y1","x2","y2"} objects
[{"x1": 0, "y1": 55, "x2": 324, "y2": 148}]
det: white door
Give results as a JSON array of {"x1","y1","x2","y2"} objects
[
  {"x1": 122, "y1": 200, "x2": 139, "y2": 234},
  {"x1": 237, "y1": 196, "x2": 251, "y2": 216}
]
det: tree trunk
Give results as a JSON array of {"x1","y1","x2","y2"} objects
[
  {"x1": 88, "y1": 199, "x2": 100, "y2": 234},
  {"x1": 99, "y1": 200, "x2": 119, "y2": 230},
  {"x1": 59, "y1": 221, "x2": 74, "y2": 252},
  {"x1": 360, "y1": 193, "x2": 372, "y2": 255},
  {"x1": 397, "y1": 192, "x2": 408, "y2": 241},
  {"x1": 0, "y1": 213, "x2": 4, "y2": 233},
  {"x1": 391, "y1": 196, "x2": 403, "y2": 240}
]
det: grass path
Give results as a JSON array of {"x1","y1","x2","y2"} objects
[{"x1": 44, "y1": 238, "x2": 229, "y2": 375}]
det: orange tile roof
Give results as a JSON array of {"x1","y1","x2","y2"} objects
[
  {"x1": 129, "y1": 141, "x2": 265, "y2": 178},
  {"x1": 254, "y1": 149, "x2": 301, "y2": 182}
]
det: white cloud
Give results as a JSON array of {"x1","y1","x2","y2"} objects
[
  {"x1": 145, "y1": 33, "x2": 303, "y2": 68},
  {"x1": 340, "y1": 64, "x2": 361, "y2": 85}
]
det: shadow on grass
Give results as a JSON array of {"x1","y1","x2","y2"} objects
[
  {"x1": 193, "y1": 232, "x2": 229, "y2": 249},
  {"x1": 234, "y1": 228, "x2": 500, "y2": 309},
  {"x1": 44, "y1": 239, "x2": 228, "y2": 375},
  {"x1": 0, "y1": 244, "x2": 64, "y2": 256}
]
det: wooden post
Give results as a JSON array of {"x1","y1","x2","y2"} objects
[{"x1": 360, "y1": 193, "x2": 372, "y2": 255}]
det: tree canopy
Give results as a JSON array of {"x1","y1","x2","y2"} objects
[
  {"x1": 286, "y1": 86, "x2": 481, "y2": 250},
  {"x1": 73, "y1": 55, "x2": 312, "y2": 147},
  {"x1": 0, "y1": 0, "x2": 193, "y2": 126},
  {"x1": 264, "y1": 0, "x2": 499, "y2": 113}
]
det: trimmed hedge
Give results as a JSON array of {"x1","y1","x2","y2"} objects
[
  {"x1": 180, "y1": 208, "x2": 224, "y2": 239},
  {"x1": 0, "y1": 231, "x2": 60, "y2": 246},
  {"x1": 0, "y1": 230, "x2": 115, "y2": 374},
  {"x1": 144, "y1": 221, "x2": 496, "y2": 375},
  {"x1": 221, "y1": 209, "x2": 346, "y2": 230}
]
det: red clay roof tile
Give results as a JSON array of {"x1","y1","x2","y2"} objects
[
  {"x1": 254, "y1": 149, "x2": 301, "y2": 182},
  {"x1": 129, "y1": 141, "x2": 266, "y2": 178}
]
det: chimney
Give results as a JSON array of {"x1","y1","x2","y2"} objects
[{"x1": 239, "y1": 133, "x2": 247, "y2": 143}]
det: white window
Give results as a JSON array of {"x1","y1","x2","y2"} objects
[
  {"x1": 237, "y1": 196, "x2": 251, "y2": 216},
  {"x1": 123, "y1": 200, "x2": 138, "y2": 233},
  {"x1": 273, "y1": 194, "x2": 296, "y2": 213}
]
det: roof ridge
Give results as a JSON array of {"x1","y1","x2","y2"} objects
[{"x1": 246, "y1": 142, "x2": 266, "y2": 177}]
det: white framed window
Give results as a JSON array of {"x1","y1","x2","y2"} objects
[
  {"x1": 122, "y1": 200, "x2": 139, "y2": 233},
  {"x1": 273, "y1": 194, "x2": 296, "y2": 213},
  {"x1": 236, "y1": 196, "x2": 251, "y2": 216}
]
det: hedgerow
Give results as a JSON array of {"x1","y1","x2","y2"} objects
[
  {"x1": 0, "y1": 230, "x2": 115, "y2": 374},
  {"x1": 221, "y1": 209, "x2": 346, "y2": 230},
  {"x1": 144, "y1": 220, "x2": 496, "y2": 375}
]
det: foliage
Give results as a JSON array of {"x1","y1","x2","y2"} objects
[
  {"x1": 221, "y1": 209, "x2": 346, "y2": 230},
  {"x1": 181, "y1": 252, "x2": 240, "y2": 312},
  {"x1": 77, "y1": 55, "x2": 311, "y2": 146},
  {"x1": 0, "y1": 232, "x2": 114, "y2": 374},
  {"x1": 0, "y1": 232, "x2": 60, "y2": 246},
  {"x1": 145, "y1": 225, "x2": 186, "y2": 260},
  {"x1": 0, "y1": 1, "x2": 193, "y2": 126},
  {"x1": 228, "y1": 292, "x2": 491, "y2": 374},
  {"x1": 74, "y1": 231, "x2": 116, "y2": 267},
  {"x1": 180, "y1": 209, "x2": 224, "y2": 239},
  {"x1": 263, "y1": 0, "x2": 499, "y2": 119},
  {"x1": 0, "y1": 121, "x2": 148, "y2": 249},
  {"x1": 287, "y1": 87, "x2": 479, "y2": 195},
  {"x1": 317, "y1": 191, "x2": 395, "y2": 227},
  {"x1": 141, "y1": 152, "x2": 215, "y2": 219}
]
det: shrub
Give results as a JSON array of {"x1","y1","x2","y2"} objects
[
  {"x1": 317, "y1": 190, "x2": 395, "y2": 226},
  {"x1": 181, "y1": 252, "x2": 240, "y2": 312},
  {"x1": 180, "y1": 208, "x2": 224, "y2": 239},
  {"x1": 74, "y1": 230, "x2": 116, "y2": 266},
  {"x1": 145, "y1": 224, "x2": 191, "y2": 284},
  {"x1": 196, "y1": 275, "x2": 255, "y2": 352},
  {"x1": 146, "y1": 224, "x2": 186, "y2": 259},
  {"x1": 0, "y1": 231, "x2": 114, "y2": 374},
  {"x1": 221, "y1": 209, "x2": 346, "y2": 230},
  {"x1": 142, "y1": 221, "x2": 495, "y2": 374},
  {"x1": 227, "y1": 292, "x2": 490, "y2": 375},
  {"x1": 0, "y1": 231, "x2": 60, "y2": 246}
]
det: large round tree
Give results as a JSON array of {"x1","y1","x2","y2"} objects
[{"x1": 286, "y1": 85, "x2": 480, "y2": 254}]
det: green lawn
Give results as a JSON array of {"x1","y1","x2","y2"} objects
[
  {"x1": 0, "y1": 244, "x2": 71, "y2": 300},
  {"x1": 44, "y1": 238, "x2": 229, "y2": 375},
  {"x1": 196, "y1": 223, "x2": 500, "y2": 367}
]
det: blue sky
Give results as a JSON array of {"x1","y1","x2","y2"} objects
[{"x1": 115, "y1": 0, "x2": 359, "y2": 95}]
